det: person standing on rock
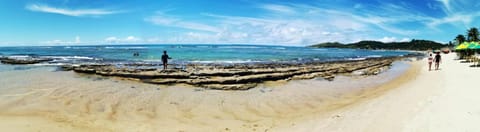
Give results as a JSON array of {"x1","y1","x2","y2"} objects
[{"x1": 161, "y1": 50, "x2": 172, "y2": 70}]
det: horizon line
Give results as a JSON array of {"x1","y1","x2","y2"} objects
[{"x1": 0, "y1": 39, "x2": 448, "y2": 47}]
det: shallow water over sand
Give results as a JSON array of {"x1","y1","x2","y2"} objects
[{"x1": 0, "y1": 62, "x2": 409, "y2": 131}]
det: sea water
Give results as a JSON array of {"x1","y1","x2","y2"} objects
[{"x1": 0, "y1": 44, "x2": 412, "y2": 65}]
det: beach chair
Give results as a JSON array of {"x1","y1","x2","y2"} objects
[
  {"x1": 475, "y1": 54, "x2": 480, "y2": 67},
  {"x1": 466, "y1": 55, "x2": 475, "y2": 63}
]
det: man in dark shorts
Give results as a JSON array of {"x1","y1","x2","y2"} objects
[
  {"x1": 161, "y1": 50, "x2": 171, "y2": 70},
  {"x1": 434, "y1": 52, "x2": 441, "y2": 70}
]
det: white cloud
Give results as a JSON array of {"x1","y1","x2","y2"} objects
[
  {"x1": 104, "y1": 36, "x2": 142, "y2": 43},
  {"x1": 141, "y1": 2, "x2": 443, "y2": 45},
  {"x1": 13, "y1": 1, "x2": 479, "y2": 46},
  {"x1": 207, "y1": 13, "x2": 367, "y2": 43},
  {"x1": 436, "y1": 0, "x2": 451, "y2": 12},
  {"x1": 261, "y1": 4, "x2": 296, "y2": 14},
  {"x1": 41, "y1": 36, "x2": 84, "y2": 45},
  {"x1": 400, "y1": 38, "x2": 411, "y2": 42},
  {"x1": 125, "y1": 36, "x2": 140, "y2": 42},
  {"x1": 145, "y1": 13, "x2": 221, "y2": 32},
  {"x1": 141, "y1": 9, "x2": 376, "y2": 45},
  {"x1": 105, "y1": 37, "x2": 118, "y2": 43},
  {"x1": 377, "y1": 37, "x2": 411, "y2": 43},
  {"x1": 43, "y1": 40, "x2": 63, "y2": 44},
  {"x1": 428, "y1": 13, "x2": 473, "y2": 28},
  {"x1": 283, "y1": 4, "x2": 421, "y2": 35},
  {"x1": 146, "y1": 38, "x2": 161, "y2": 43},
  {"x1": 26, "y1": 4, "x2": 121, "y2": 17},
  {"x1": 378, "y1": 37, "x2": 397, "y2": 43},
  {"x1": 428, "y1": 0, "x2": 480, "y2": 29},
  {"x1": 75, "y1": 36, "x2": 80, "y2": 44}
]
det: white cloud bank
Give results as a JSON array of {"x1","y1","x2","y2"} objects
[
  {"x1": 377, "y1": 37, "x2": 411, "y2": 43},
  {"x1": 26, "y1": 4, "x2": 121, "y2": 17},
  {"x1": 105, "y1": 36, "x2": 142, "y2": 43},
  {"x1": 41, "y1": 36, "x2": 83, "y2": 45},
  {"x1": 144, "y1": 13, "x2": 221, "y2": 32},
  {"x1": 24, "y1": 1, "x2": 468, "y2": 46},
  {"x1": 260, "y1": 4, "x2": 296, "y2": 14},
  {"x1": 142, "y1": 3, "x2": 427, "y2": 45}
]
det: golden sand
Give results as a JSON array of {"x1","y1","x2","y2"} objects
[{"x1": 0, "y1": 60, "x2": 415, "y2": 132}]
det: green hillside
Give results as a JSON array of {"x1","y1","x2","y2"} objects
[{"x1": 309, "y1": 40, "x2": 447, "y2": 50}]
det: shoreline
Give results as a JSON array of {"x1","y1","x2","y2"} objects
[
  {"x1": 0, "y1": 48, "x2": 422, "y2": 65},
  {"x1": 276, "y1": 52, "x2": 480, "y2": 132},
  {"x1": 1, "y1": 53, "x2": 423, "y2": 90},
  {"x1": 267, "y1": 60, "x2": 422, "y2": 131}
]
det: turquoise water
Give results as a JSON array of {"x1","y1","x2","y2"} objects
[{"x1": 0, "y1": 44, "x2": 413, "y2": 64}]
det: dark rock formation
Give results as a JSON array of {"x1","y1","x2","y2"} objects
[
  {"x1": 0, "y1": 57, "x2": 53, "y2": 64},
  {"x1": 65, "y1": 57, "x2": 401, "y2": 90}
]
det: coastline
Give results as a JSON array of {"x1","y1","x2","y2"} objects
[
  {"x1": 1, "y1": 53, "x2": 421, "y2": 90},
  {"x1": 0, "y1": 0, "x2": 471, "y2": 131},
  {"x1": 272, "y1": 56, "x2": 423, "y2": 131},
  {"x1": 0, "y1": 56, "x2": 420, "y2": 131},
  {"x1": 277, "y1": 53, "x2": 480, "y2": 132}
]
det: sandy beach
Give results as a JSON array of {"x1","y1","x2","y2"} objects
[
  {"x1": 277, "y1": 53, "x2": 480, "y2": 132},
  {"x1": 0, "y1": 53, "x2": 479, "y2": 131},
  {"x1": 1, "y1": 0, "x2": 477, "y2": 131}
]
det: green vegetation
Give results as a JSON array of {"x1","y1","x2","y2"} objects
[
  {"x1": 309, "y1": 42, "x2": 344, "y2": 48},
  {"x1": 467, "y1": 27, "x2": 479, "y2": 42},
  {"x1": 309, "y1": 39, "x2": 446, "y2": 50},
  {"x1": 454, "y1": 27, "x2": 480, "y2": 59},
  {"x1": 455, "y1": 34, "x2": 466, "y2": 44}
]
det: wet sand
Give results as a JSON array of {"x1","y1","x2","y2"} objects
[{"x1": 0, "y1": 60, "x2": 413, "y2": 132}]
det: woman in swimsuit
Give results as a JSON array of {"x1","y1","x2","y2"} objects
[{"x1": 428, "y1": 53, "x2": 433, "y2": 71}]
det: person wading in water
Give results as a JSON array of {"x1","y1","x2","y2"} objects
[{"x1": 161, "y1": 50, "x2": 172, "y2": 70}]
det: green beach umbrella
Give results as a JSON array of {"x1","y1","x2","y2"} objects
[
  {"x1": 468, "y1": 42, "x2": 480, "y2": 50},
  {"x1": 475, "y1": 43, "x2": 480, "y2": 49},
  {"x1": 456, "y1": 42, "x2": 469, "y2": 50}
]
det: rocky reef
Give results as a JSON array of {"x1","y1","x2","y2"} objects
[
  {"x1": 0, "y1": 54, "x2": 413, "y2": 90},
  {"x1": 0, "y1": 57, "x2": 53, "y2": 64},
  {"x1": 61, "y1": 57, "x2": 400, "y2": 90}
]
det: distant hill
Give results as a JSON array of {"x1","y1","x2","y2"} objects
[{"x1": 309, "y1": 40, "x2": 447, "y2": 50}]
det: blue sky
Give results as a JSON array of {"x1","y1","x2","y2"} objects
[{"x1": 0, "y1": 0, "x2": 479, "y2": 46}]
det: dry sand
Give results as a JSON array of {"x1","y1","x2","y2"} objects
[
  {"x1": 0, "y1": 53, "x2": 478, "y2": 132},
  {"x1": 277, "y1": 53, "x2": 480, "y2": 132}
]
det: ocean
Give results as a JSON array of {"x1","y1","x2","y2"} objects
[{"x1": 0, "y1": 44, "x2": 413, "y2": 65}]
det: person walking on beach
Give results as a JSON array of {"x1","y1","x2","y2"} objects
[
  {"x1": 161, "y1": 50, "x2": 172, "y2": 70},
  {"x1": 428, "y1": 54, "x2": 433, "y2": 71},
  {"x1": 434, "y1": 52, "x2": 441, "y2": 70}
]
